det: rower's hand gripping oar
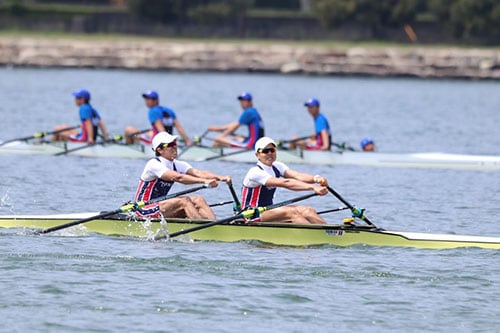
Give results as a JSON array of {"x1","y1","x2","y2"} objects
[
  {"x1": 0, "y1": 125, "x2": 80, "y2": 147},
  {"x1": 111, "y1": 128, "x2": 150, "y2": 143},
  {"x1": 327, "y1": 186, "x2": 376, "y2": 227},
  {"x1": 34, "y1": 185, "x2": 210, "y2": 235},
  {"x1": 275, "y1": 136, "x2": 311, "y2": 150},
  {"x1": 157, "y1": 192, "x2": 319, "y2": 240}
]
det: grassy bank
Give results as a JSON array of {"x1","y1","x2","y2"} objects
[{"x1": 1, "y1": 30, "x2": 499, "y2": 51}]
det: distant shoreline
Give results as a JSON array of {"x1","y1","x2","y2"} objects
[{"x1": 1, "y1": 35, "x2": 499, "y2": 80}]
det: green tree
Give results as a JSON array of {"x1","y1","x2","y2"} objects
[
  {"x1": 449, "y1": 0, "x2": 497, "y2": 38},
  {"x1": 126, "y1": 0, "x2": 184, "y2": 22},
  {"x1": 390, "y1": 0, "x2": 426, "y2": 25},
  {"x1": 312, "y1": 0, "x2": 356, "y2": 28}
]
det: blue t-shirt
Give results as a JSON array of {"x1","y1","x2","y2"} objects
[
  {"x1": 71, "y1": 103, "x2": 100, "y2": 142},
  {"x1": 314, "y1": 113, "x2": 330, "y2": 135},
  {"x1": 238, "y1": 107, "x2": 264, "y2": 146},
  {"x1": 79, "y1": 103, "x2": 101, "y2": 126},
  {"x1": 148, "y1": 106, "x2": 177, "y2": 135}
]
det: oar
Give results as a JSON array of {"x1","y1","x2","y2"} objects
[
  {"x1": 227, "y1": 183, "x2": 242, "y2": 213},
  {"x1": 277, "y1": 136, "x2": 357, "y2": 152},
  {"x1": 317, "y1": 206, "x2": 350, "y2": 215},
  {"x1": 332, "y1": 142, "x2": 356, "y2": 151},
  {"x1": 54, "y1": 128, "x2": 151, "y2": 156},
  {"x1": 193, "y1": 129, "x2": 209, "y2": 146},
  {"x1": 158, "y1": 192, "x2": 318, "y2": 240},
  {"x1": 204, "y1": 147, "x2": 253, "y2": 161},
  {"x1": 0, "y1": 125, "x2": 80, "y2": 147},
  {"x1": 209, "y1": 200, "x2": 233, "y2": 208},
  {"x1": 275, "y1": 135, "x2": 311, "y2": 148},
  {"x1": 113, "y1": 128, "x2": 151, "y2": 143},
  {"x1": 327, "y1": 186, "x2": 376, "y2": 227},
  {"x1": 178, "y1": 129, "x2": 209, "y2": 157},
  {"x1": 35, "y1": 185, "x2": 209, "y2": 235}
]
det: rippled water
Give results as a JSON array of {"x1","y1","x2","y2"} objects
[{"x1": 1, "y1": 67, "x2": 499, "y2": 332}]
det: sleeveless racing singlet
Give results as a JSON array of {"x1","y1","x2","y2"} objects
[
  {"x1": 241, "y1": 165, "x2": 280, "y2": 208},
  {"x1": 134, "y1": 160, "x2": 177, "y2": 217}
]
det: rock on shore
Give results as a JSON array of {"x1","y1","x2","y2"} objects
[{"x1": 0, "y1": 37, "x2": 499, "y2": 79}]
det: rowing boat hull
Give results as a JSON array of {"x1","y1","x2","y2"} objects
[
  {"x1": 1, "y1": 140, "x2": 499, "y2": 170},
  {"x1": 180, "y1": 146, "x2": 500, "y2": 171},
  {"x1": 1, "y1": 213, "x2": 500, "y2": 250},
  {"x1": 0, "y1": 140, "x2": 152, "y2": 159}
]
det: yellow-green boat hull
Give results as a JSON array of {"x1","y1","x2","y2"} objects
[{"x1": 1, "y1": 213, "x2": 500, "y2": 250}]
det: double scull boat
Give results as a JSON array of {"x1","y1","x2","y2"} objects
[
  {"x1": 1, "y1": 139, "x2": 499, "y2": 171},
  {"x1": 1, "y1": 212, "x2": 499, "y2": 250}
]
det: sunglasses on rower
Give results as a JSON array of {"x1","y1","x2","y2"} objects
[
  {"x1": 159, "y1": 141, "x2": 177, "y2": 149},
  {"x1": 258, "y1": 147, "x2": 276, "y2": 154}
]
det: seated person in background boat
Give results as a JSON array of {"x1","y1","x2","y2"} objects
[
  {"x1": 207, "y1": 92, "x2": 265, "y2": 149},
  {"x1": 52, "y1": 89, "x2": 109, "y2": 144},
  {"x1": 241, "y1": 137, "x2": 329, "y2": 224},
  {"x1": 289, "y1": 98, "x2": 331, "y2": 151},
  {"x1": 124, "y1": 90, "x2": 192, "y2": 146},
  {"x1": 134, "y1": 132, "x2": 232, "y2": 219},
  {"x1": 360, "y1": 137, "x2": 375, "y2": 152}
]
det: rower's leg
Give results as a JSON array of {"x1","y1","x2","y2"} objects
[
  {"x1": 189, "y1": 195, "x2": 216, "y2": 220},
  {"x1": 295, "y1": 205, "x2": 327, "y2": 224}
]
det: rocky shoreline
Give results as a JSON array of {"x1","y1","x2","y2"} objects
[{"x1": 0, "y1": 37, "x2": 499, "y2": 79}]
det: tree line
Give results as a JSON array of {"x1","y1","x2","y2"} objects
[
  {"x1": 125, "y1": 0, "x2": 500, "y2": 41},
  {"x1": 2, "y1": 0, "x2": 499, "y2": 42}
]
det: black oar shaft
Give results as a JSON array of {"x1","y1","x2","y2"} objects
[
  {"x1": 37, "y1": 210, "x2": 120, "y2": 234},
  {"x1": 317, "y1": 206, "x2": 349, "y2": 215},
  {"x1": 204, "y1": 148, "x2": 251, "y2": 161},
  {"x1": 227, "y1": 183, "x2": 241, "y2": 211},
  {"x1": 36, "y1": 185, "x2": 208, "y2": 235},
  {"x1": 0, "y1": 125, "x2": 80, "y2": 147},
  {"x1": 168, "y1": 214, "x2": 239, "y2": 238},
  {"x1": 54, "y1": 128, "x2": 152, "y2": 156},
  {"x1": 209, "y1": 200, "x2": 233, "y2": 207},
  {"x1": 327, "y1": 186, "x2": 375, "y2": 227}
]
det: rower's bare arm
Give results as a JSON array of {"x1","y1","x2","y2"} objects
[
  {"x1": 265, "y1": 177, "x2": 313, "y2": 191},
  {"x1": 320, "y1": 130, "x2": 330, "y2": 151},
  {"x1": 221, "y1": 121, "x2": 240, "y2": 136},
  {"x1": 84, "y1": 119, "x2": 94, "y2": 144},
  {"x1": 161, "y1": 170, "x2": 217, "y2": 187},
  {"x1": 283, "y1": 169, "x2": 328, "y2": 186},
  {"x1": 188, "y1": 169, "x2": 232, "y2": 184},
  {"x1": 153, "y1": 119, "x2": 166, "y2": 133},
  {"x1": 99, "y1": 120, "x2": 109, "y2": 140},
  {"x1": 173, "y1": 119, "x2": 192, "y2": 146}
]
